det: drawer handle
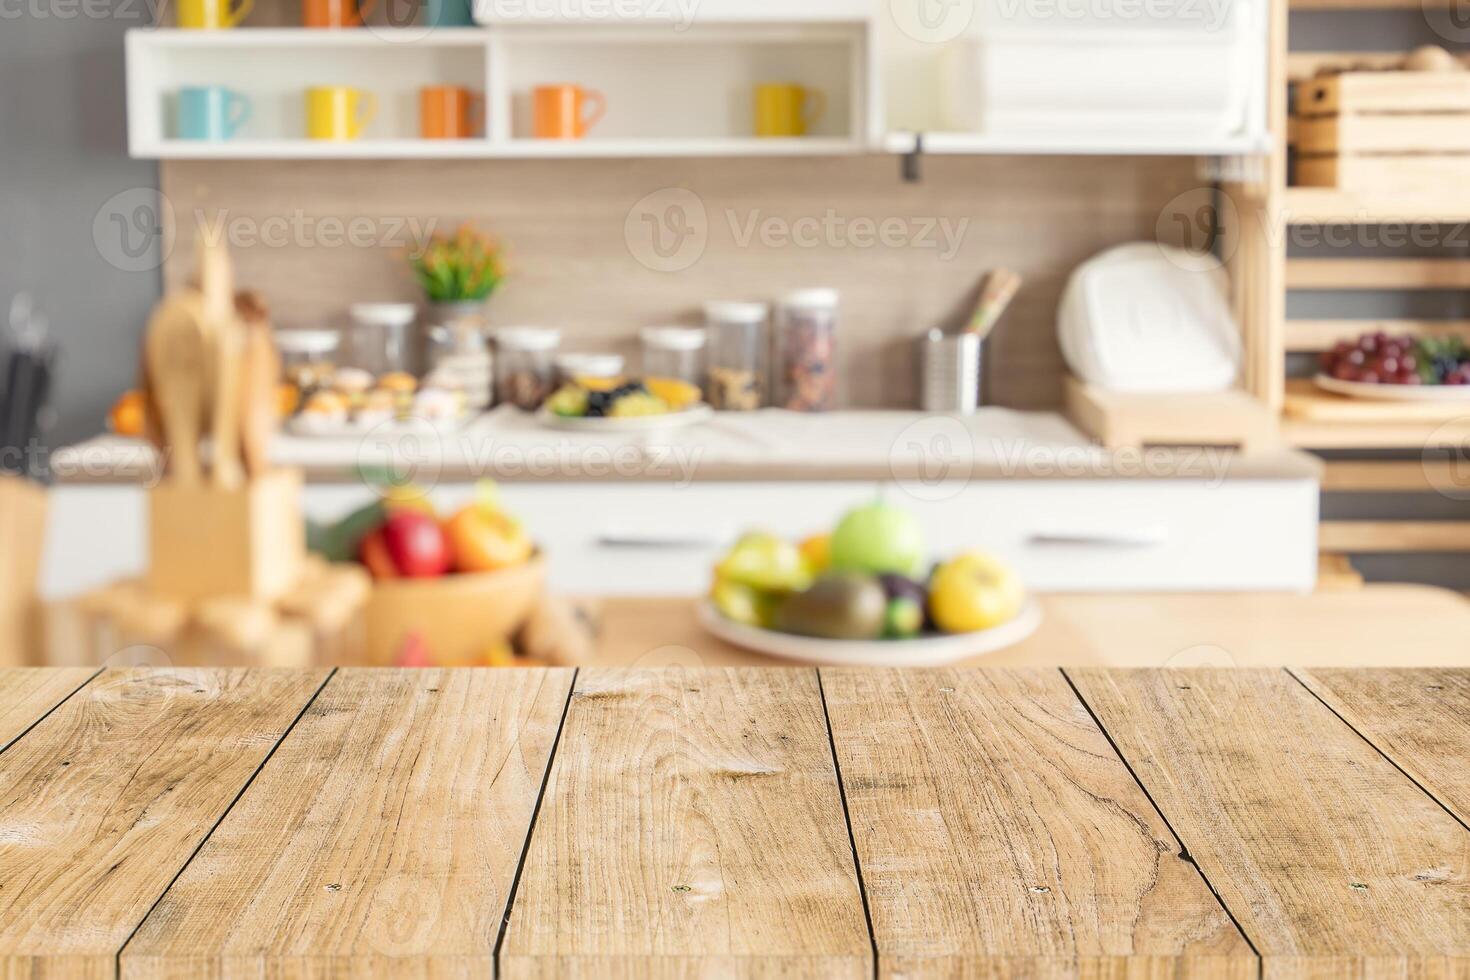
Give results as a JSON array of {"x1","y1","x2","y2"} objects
[
  {"x1": 596, "y1": 533, "x2": 726, "y2": 550},
  {"x1": 1027, "y1": 526, "x2": 1168, "y2": 549}
]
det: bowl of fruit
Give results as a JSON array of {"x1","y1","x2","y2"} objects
[
  {"x1": 539, "y1": 376, "x2": 713, "y2": 431},
  {"x1": 310, "y1": 481, "x2": 544, "y2": 666},
  {"x1": 701, "y1": 501, "x2": 1040, "y2": 667},
  {"x1": 1317, "y1": 333, "x2": 1470, "y2": 401}
]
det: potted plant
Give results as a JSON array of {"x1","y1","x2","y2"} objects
[{"x1": 411, "y1": 224, "x2": 505, "y2": 408}]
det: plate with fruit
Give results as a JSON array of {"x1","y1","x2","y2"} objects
[
  {"x1": 1316, "y1": 334, "x2": 1470, "y2": 401},
  {"x1": 538, "y1": 376, "x2": 713, "y2": 431},
  {"x1": 702, "y1": 502, "x2": 1041, "y2": 667}
]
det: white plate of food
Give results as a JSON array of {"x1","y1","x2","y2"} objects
[
  {"x1": 537, "y1": 403, "x2": 713, "y2": 432},
  {"x1": 696, "y1": 597, "x2": 1043, "y2": 668},
  {"x1": 1314, "y1": 375, "x2": 1470, "y2": 402}
]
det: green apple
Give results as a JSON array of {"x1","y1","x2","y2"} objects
[
  {"x1": 716, "y1": 532, "x2": 813, "y2": 593},
  {"x1": 829, "y1": 501, "x2": 926, "y2": 578}
]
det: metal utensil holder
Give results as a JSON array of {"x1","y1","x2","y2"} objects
[{"x1": 918, "y1": 330, "x2": 983, "y2": 414}]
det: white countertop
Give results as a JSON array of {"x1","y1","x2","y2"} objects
[{"x1": 52, "y1": 408, "x2": 1319, "y2": 485}]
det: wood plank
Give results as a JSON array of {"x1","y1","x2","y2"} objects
[
  {"x1": 1067, "y1": 669, "x2": 1470, "y2": 978},
  {"x1": 1286, "y1": 258, "x2": 1470, "y2": 290},
  {"x1": 1063, "y1": 378, "x2": 1278, "y2": 451},
  {"x1": 1284, "y1": 379, "x2": 1470, "y2": 424},
  {"x1": 1286, "y1": 319, "x2": 1470, "y2": 352},
  {"x1": 1283, "y1": 185, "x2": 1470, "y2": 224},
  {"x1": 0, "y1": 667, "x2": 329, "y2": 979},
  {"x1": 499, "y1": 667, "x2": 871, "y2": 979},
  {"x1": 1293, "y1": 114, "x2": 1470, "y2": 155},
  {"x1": 122, "y1": 668, "x2": 574, "y2": 979},
  {"x1": 1319, "y1": 520, "x2": 1470, "y2": 553},
  {"x1": 1285, "y1": 413, "x2": 1470, "y2": 450},
  {"x1": 1294, "y1": 669, "x2": 1470, "y2": 827},
  {"x1": 1323, "y1": 460, "x2": 1470, "y2": 493},
  {"x1": 0, "y1": 668, "x2": 96, "y2": 752},
  {"x1": 822, "y1": 668, "x2": 1255, "y2": 979},
  {"x1": 1286, "y1": 52, "x2": 1458, "y2": 83}
]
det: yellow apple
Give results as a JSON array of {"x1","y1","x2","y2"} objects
[{"x1": 928, "y1": 551, "x2": 1024, "y2": 633}]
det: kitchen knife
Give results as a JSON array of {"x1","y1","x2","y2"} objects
[
  {"x1": 199, "y1": 240, "x2": 244, "y2": 490},
  {"x1": 238, "y1": 313, "x2": 279, "y2": 480}
]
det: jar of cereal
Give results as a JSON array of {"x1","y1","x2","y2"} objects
[{"x1": 776, "y1": 289, "x2": 838, "y2": 411}]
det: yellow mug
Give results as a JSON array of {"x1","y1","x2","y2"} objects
[
  {"x1": 177, "y1": 0, "x2": 252, "y2": 28},
  {"x1": 306, "y1": 87, "x2": 378, "y2": 141},
  {"x1": 755, "y1": 83, "x2": 826, "y2": 138}
]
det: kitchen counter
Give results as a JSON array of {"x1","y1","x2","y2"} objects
[
  {"x1": 591, "y1": 585, "x2": 1470, "y2": 668},
  {"x1": 53, "y1": 407, "x2": 1320, "y2": 484},
  {"x1": 41, "y1": 409, "x2": 1323, "y2": 599},
  {"x1": 3, "y1": 664, "x2": 1467, "y2": 977}
]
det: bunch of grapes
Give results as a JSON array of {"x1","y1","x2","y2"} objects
[{"x1": 1320, "y1": 332, "x2": 1470, "y2": 386}]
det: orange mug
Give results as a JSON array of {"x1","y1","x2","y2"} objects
[
  {"x1": 304, "y1": 0, "x2": 375, "y2": 27},
  {"x1": 421, "y1": 85, "x2": 483, "y2": 139},
  {"x1": 532, "y1": 84, "x2": 606, "y2": 140}
]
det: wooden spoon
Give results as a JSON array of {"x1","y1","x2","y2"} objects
[
  {"x1": 238, "y1": 318, "x2": 279, "y2": 480},
  {"x1": 143, "y1": 298, "x2": 210, "y2": 487},
  {"x1": 194, "y1": 237, "x2": 245, "y2": 489}
]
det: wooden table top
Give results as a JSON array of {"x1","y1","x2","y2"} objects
[{"x1": 2, "y1": 666, "x2": 1468, "y2": 978}]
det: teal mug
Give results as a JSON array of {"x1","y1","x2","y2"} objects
[
  {"x1": 425, "y1": 0, "x2": 472, "y2": 26},
  {"x1": 177, "y1": 86, "x2": 251, "y2": 141}
]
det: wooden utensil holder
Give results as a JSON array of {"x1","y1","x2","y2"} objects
[
  {"x1": 0, "y1": 474, "x2": 48, "y2": 666},
  {"x1": 148, "y1": 469, "x2": 305, "y2": 603}
]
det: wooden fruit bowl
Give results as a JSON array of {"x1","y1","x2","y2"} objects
[{"x1": 364, "y1": 553, "x2": 546, "y2": 666}]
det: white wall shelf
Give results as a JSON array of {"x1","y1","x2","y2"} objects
[{"x1": 126, "y1": 0, "x2": 1270, "y2": 162}]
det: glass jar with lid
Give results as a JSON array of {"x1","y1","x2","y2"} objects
[
  {"x1": 494, "y1": 326, "x2": 561, "y2": 410},
  {"x1": 348, "y1": 303, "x2": 419, "y2": 377},
  {"x1": 640, "y1": 326, "x2": 706, "y2": 388},
  {"x1": 776, "y1": 288, "x2": 839, "y2": 411},
  {"x1": 554, "y1": 352, "x2": 625, "y2": 390},
  {"x1": 703, "y1": 301, "x2": 768, "y2": 411},
  {"x1": 276, "y1": 329, "x2": 341, "y2": 395}
]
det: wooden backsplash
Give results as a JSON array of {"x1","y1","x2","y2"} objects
[{"x1": 161, "y1": 155, "x2": 1196, "y2": 408}]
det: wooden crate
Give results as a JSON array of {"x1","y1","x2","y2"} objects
[
  {"x1": 1293, "y1": 72, "x2": 1470, "y2": 189},
  {"x1": 0, "y1": 475, "x2": 48, "y2": 666}
]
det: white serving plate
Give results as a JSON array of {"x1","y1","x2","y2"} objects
[
  {"x1": 1315, "y1": 374, "x2": 1470, "y2": 402},
  {"x1": 537, "y1": 404, "x2": 714, "y2": 432},
  {"x1": 696, "y1": 597, "x2": 1043, "y2": 668}
]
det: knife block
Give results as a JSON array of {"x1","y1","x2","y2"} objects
[
  {"x1": 0, "y1": 474, "x2": 48, "y2": 666},
  {"x1": 148, "y1": 468, "x2": 305, "y2": 603}
]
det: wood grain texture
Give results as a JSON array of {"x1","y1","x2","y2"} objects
[
  {"x1": 500, "y1": 667, "x2": 870, "y2": 979},
  {"x1": 823, "y1": 668, "x2": 1254, "y2": 979},
  {"x1": 160, "y1": 154, "x2": 1198, "y2": 410},
  {"x1": 0, "y1": 668, "x2": 328, "y2": 979},
  {"x1": 122, "y1": 668, "x2": 574, "y2": 979},
  {"x1": 0, "y1": 668, "x2": 96, "y2": 752},
  {"x1": 1294, "y1": 669, "x2": 1470, "y2": 828},
  {"x1": 1067, "y1": 669, "x2": 1470, "y2": 980}
]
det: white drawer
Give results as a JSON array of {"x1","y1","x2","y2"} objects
[{"x1": 44, "y1": 477, "x2": 1318, "y2": 601}]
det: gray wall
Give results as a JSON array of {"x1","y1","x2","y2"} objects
[{"x1": 0, "y1": 8, "x2": 162, "y2": 447}]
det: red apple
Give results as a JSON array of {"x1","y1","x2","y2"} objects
[{"x1": 382, "y1": 510, "x2": 452, "y2": 578}]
